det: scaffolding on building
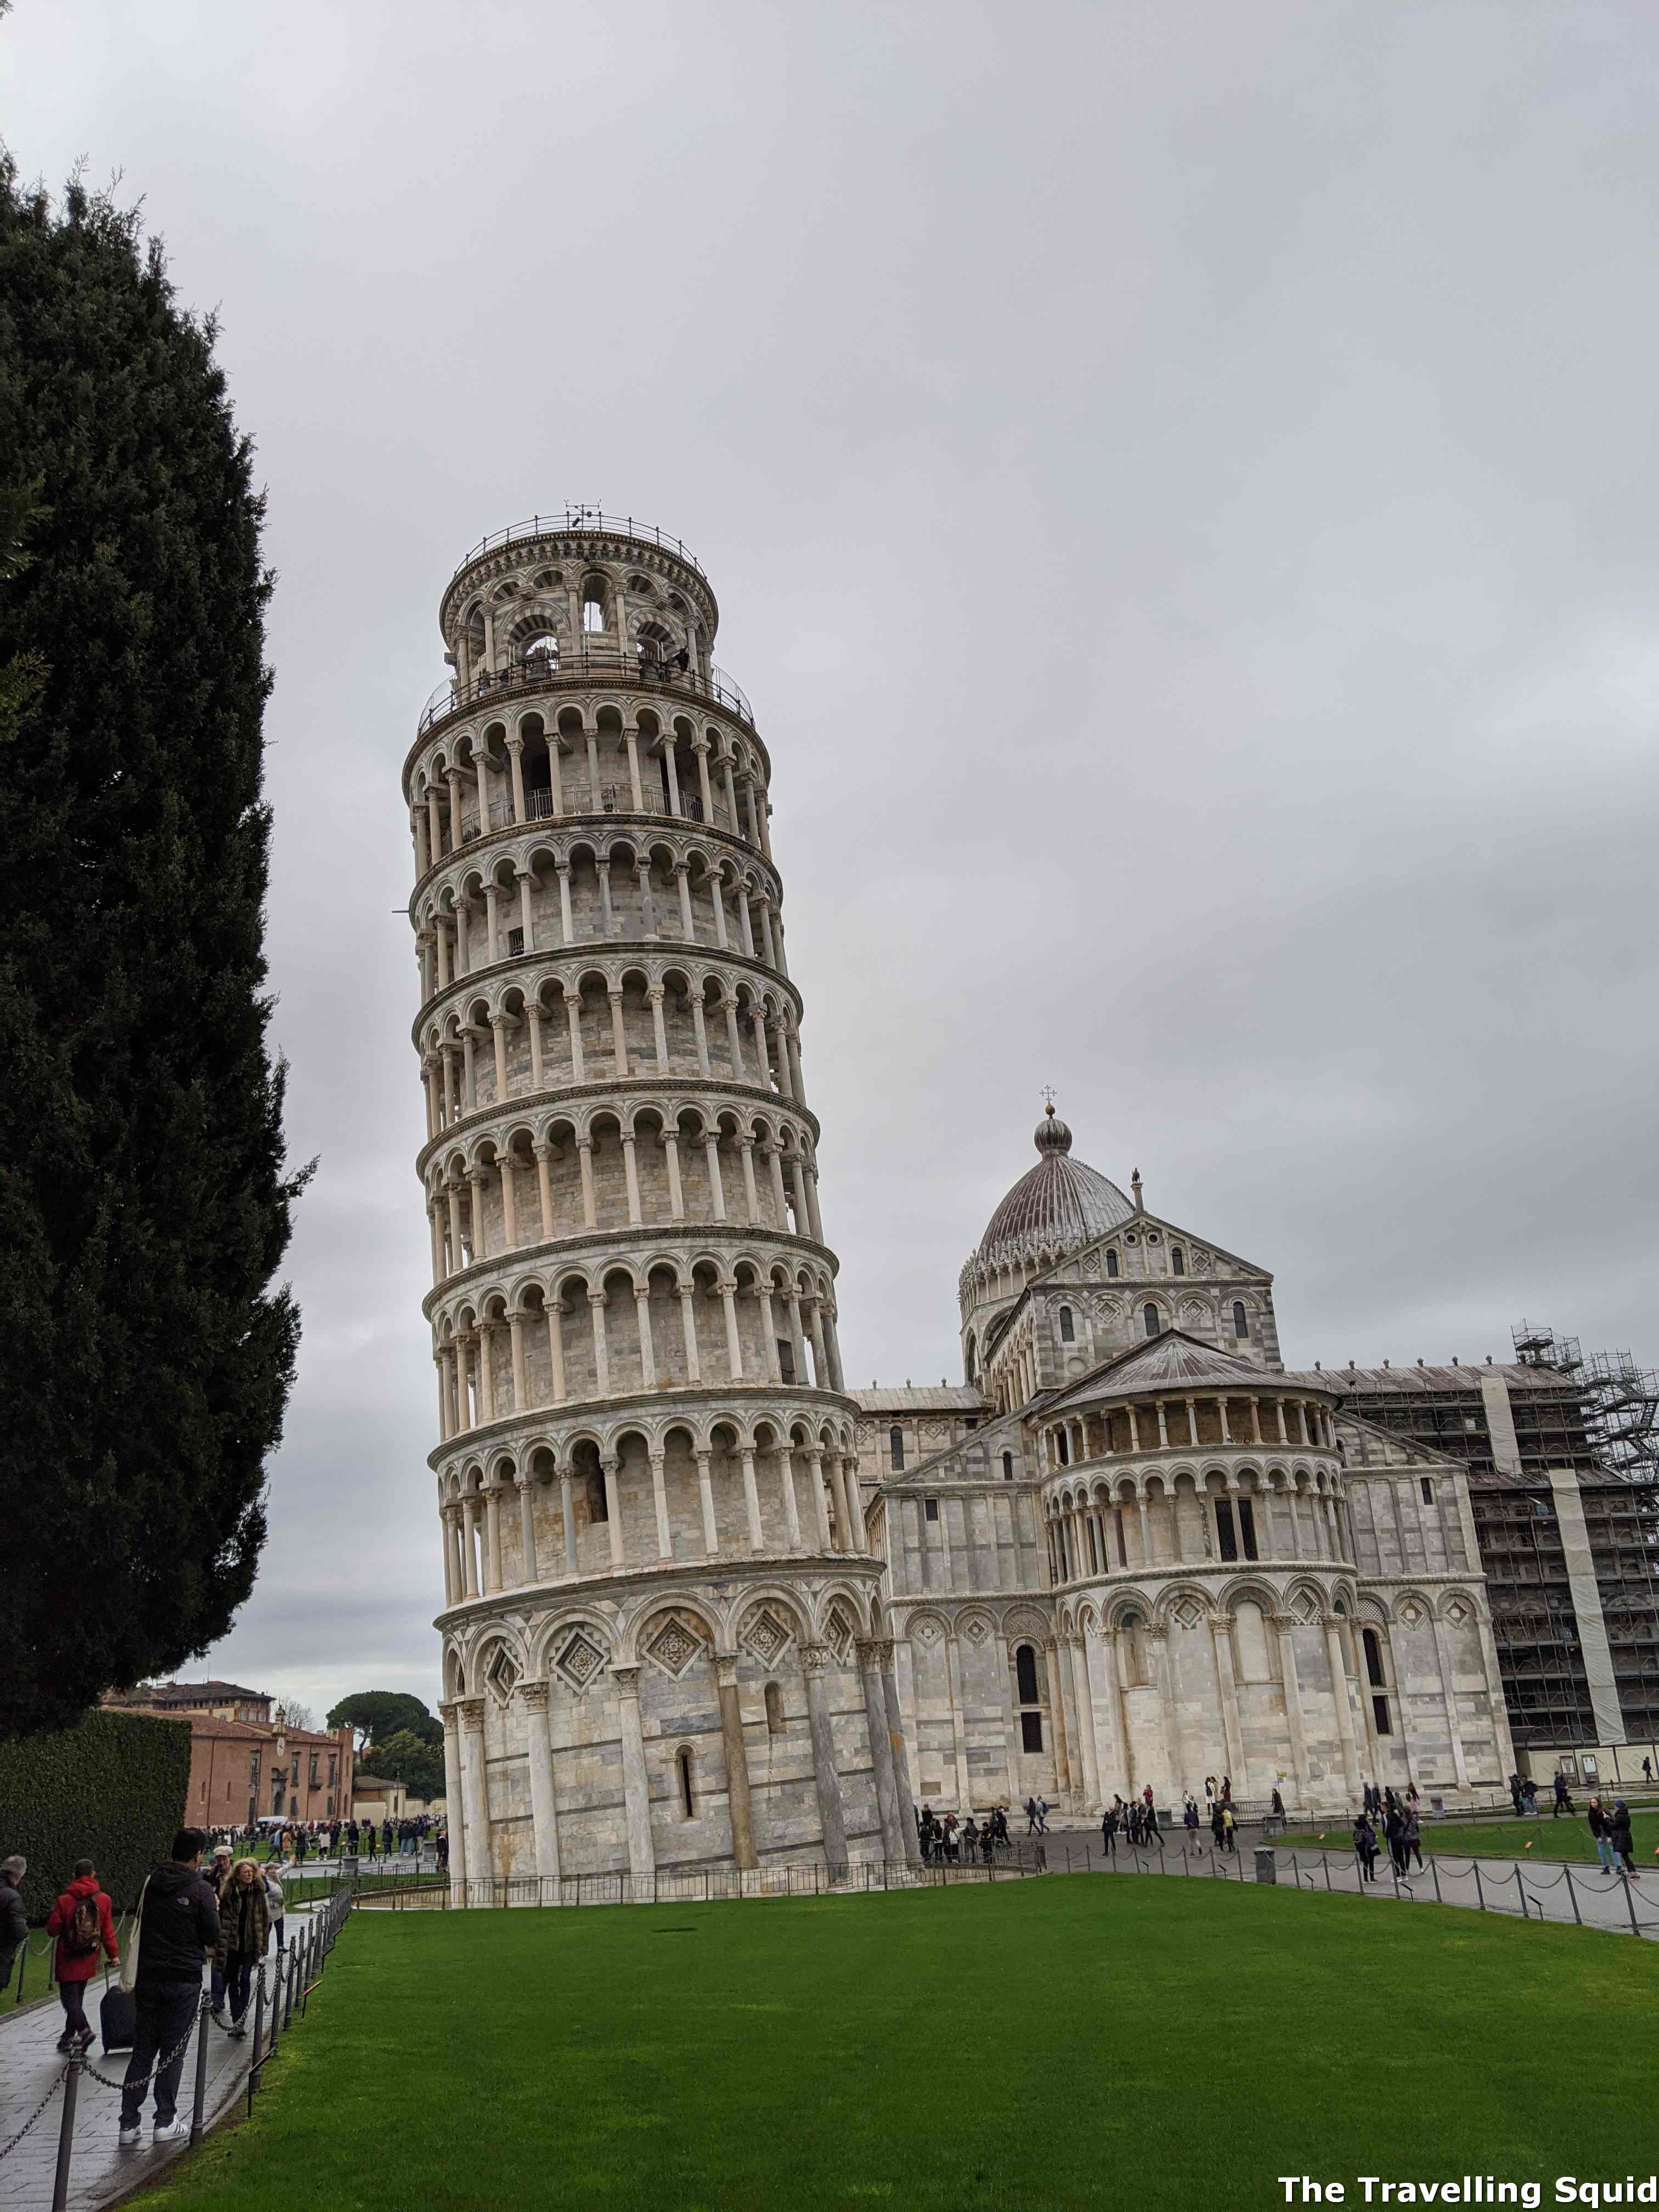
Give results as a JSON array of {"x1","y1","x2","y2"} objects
[
  {"x1": 1513, "y1": 1323, "x2": 1659, "y2": 1476},
  {"x1": 1508, "y1": 1323, "x2": 1659, "y2": 1740}
]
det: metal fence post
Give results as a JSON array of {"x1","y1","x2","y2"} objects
[
  {"x1": 284, "y1": 1938, "x2": 297, "y2": 2029},
  {"x1": 1515, "y1": 1866, "x2": 1527, "y2": 1920},
  {"x1": 246, "y1": 1966, "x2": 266, "y2": 2113},
  {"x1": 269, "y1": 1949, "x2": 283, "y2": 2052},
  {"x1": 1565, "y1": 1864, "x2": 1581, "y2": 1926},
  {"x1": 189, "y1": 1996, "x2": 212, "y2": 2145},
  {"x1": 1473, "y1": 1863, "x2": 1484, "y2": 1911},
  {"x1": 1431, "y1": 1858, "x2": 1442, "y2": 1905},
  {"x1": 50, "y1": 2057, "x2": 80, "y2": 2212},
  {"x1": 1622, "y1": 1869, "x2": 1641, "y2": 1937}
]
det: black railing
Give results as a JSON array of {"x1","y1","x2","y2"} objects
[
  {"x1": 417, "y1": 648, "x2": 752, "y2": 738},
  {"x1": 1, "y1": 1880, "x2": 353, "y2": 2211},
  {"x1": 451, "y1": 510, "x2": 708, "y2": 584}
]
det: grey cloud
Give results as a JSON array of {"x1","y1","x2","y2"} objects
[{"x1": 8, "y1": 0, "x2": 1656, "y2": 1706}]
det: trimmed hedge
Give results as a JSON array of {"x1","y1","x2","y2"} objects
[{"x1": 0, "y1": 1709, "x2": 192, "y2": 1920}]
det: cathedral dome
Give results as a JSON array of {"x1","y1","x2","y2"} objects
[{"x1": 973, "y1": 1106, "x2": 1135, "y2": 1271}]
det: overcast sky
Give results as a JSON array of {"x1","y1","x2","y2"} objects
[{"x1": 8, "y1": 1, "x2": 1658, "y2": 1726}]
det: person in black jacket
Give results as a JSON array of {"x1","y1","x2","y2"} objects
[
  {"x1": 1607, "y1": 1800, "x2": 1639, "y2": 1875},
  {"x1": 0, "y1": 1855, "x2": 27, "y2": 1994},
  {"x1": 118, "y1": 1830, "x2": 221, "y2": 2149}
]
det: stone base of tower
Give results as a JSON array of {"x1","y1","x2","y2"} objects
[{"x1": 440, "y1": 1560, "x2": 910, "y2": 1895}]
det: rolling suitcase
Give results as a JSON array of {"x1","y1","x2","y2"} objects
[{"x1": 100, "y1": 1971, "x2": 137, "y2": 2052}]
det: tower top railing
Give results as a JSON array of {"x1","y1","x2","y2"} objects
[
  {"x1": 416, "y1": 648, "x2": 752, "y2": 738},
  {"x1": 449, "y1": 509, "x2": 708, "y2": 586}
]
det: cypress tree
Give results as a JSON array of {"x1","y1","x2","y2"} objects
[{"x1": 0, "y1": 166, "x2": 307, "y2": 1737}]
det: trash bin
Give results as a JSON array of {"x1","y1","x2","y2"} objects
[
  {"x1": 1429, "y1": 1796, "x2": 1445, "y2": 1819},
  {"x1": 1254, "y1": 1848, "x2": 1277, "y2": 1884}
]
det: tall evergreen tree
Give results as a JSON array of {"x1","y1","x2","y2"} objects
[{"x1": 0, "y1": 166, "x2": 307, "y2": 1737}]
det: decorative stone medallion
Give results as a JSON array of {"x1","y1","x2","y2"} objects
[
  {"x1": 645, "y1": 1616, "x2": 702, "y2": 1678},
  {"x1": 741, "y1": 1606, "x2": 792, "y2": 1666},
  {"x1": 555, "y1": 1629, "x2": 606, "y2": 1692}
]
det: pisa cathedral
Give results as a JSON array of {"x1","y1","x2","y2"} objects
[{"x1": 409, "y1": 514, "x2": 1513, "y2": 1894}]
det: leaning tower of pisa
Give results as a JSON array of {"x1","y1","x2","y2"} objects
[{"x1": 405, "y1": 510, "x2": 913, "y2": 1896}]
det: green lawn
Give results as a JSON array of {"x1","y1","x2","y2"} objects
[
  {"x1": 137, "y1": 1876, "x2": 1657, "y2": 2212},
  {"x1": 1278, "y1": 1808, "x2": 1659, "y2": 1865}
]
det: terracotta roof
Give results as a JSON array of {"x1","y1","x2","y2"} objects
[{"x1": 969, "y1": 1110, "x2": 1133, "y2": 1274}]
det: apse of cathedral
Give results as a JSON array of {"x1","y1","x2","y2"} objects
[{"x1": 855, "y1": 1102, "x2": 1514, "y2": 1815}]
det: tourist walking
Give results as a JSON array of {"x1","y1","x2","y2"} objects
[
  {"x1": 45, "y1": 1859, "x2": 119, "y2": 2052},
  {"x1": 1607, "y1": 1800, "x2": 1639, "y2": 1875},
  {"x1": 1552, "y1": 1772, "x2": 1573, "y2": 1818},
  {"x1": 1035, "y1": 1797, "x2": 1049, "y2": 1835},
  {"x1": 215, "y1": 1858, "x2": 271, "y2": 2036},
  {"x1": 1220, "y1": 1804, "x2": 1237, "y2": 1854},
  {"x1": 1353, "y1": 1812, "x2": 1379, "y2": 1882},
  {"x1": 264, "y1": 1865, "x2": 285, "y2": 1957},
  {"x1": 0, "y1": 1854, "x2": 27, "y2": 1994},
  {"x1": 1210, "y1": 1801, "x2": 1226, "y2": 1849},
  {"x1": 1587, "y1": 1797, "x2": 1617, "y2": 1873},
  {"x1": 1271, "y1": 1785, "x2": 1285, "y2": 1819},
  {"x1": 119, "y1": 1829, "x2": 221, "y2": 2148},
  {"x1": 1182, "y1": 1793, "x2": 1199, "y2": 1832},
  {"x1": 1101, "y1": 1803, "x2": 1118, "y2": 1856},
  {"x1": 1024, "y1": 1796, "x2": 1039, "y2": 1835},
  {"x1": 1400, "y1": 1806, "x2": 1423, "y2": 1871}
]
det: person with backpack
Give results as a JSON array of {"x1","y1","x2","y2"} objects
[
  {"x1": 45, "y1": 1859, "x2": 119, "y2": 2053},
  {"x1": 119, "y1": 1829, "x2": 220, "y2": 2148}
]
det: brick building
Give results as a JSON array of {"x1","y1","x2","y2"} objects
[{"x1": 180, "y1": 1717, "x2": 354, "y2": 1829}]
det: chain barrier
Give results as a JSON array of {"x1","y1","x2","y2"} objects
[
  {"x1": 0, "y1": 2063, "x2": 70, "y2": 2160},
  {"x1": 0, "y1": 1878, "x2": 354, "y2": 2210}
]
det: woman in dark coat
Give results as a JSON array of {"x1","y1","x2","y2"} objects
[
  {"x1": 1352, "y1": 1812, "x2": 1379, "y2": 1882},
  {"x1": 214, "y1": 1860, "x2": 271, "y2": 2036},
  {"x1": 1608, "y1": 1800, "x2": 1639, "y2": 1873}
]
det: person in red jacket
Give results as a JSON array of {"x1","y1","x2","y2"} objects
[{"x1": 46, "y1": 1859, "x2": 120, "y2": 2053}]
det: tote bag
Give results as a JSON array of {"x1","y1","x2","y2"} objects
[{"x1": 117, "y1": 1877, "x2": 148, "y2": 1994}]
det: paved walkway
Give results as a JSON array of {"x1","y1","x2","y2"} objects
[
  {"x1": 1055, "y1": 1832, "x2": 1659, "y2": 1938},
  {"x1": 0, "y1": 1913, "x2": 315, "y2": 2212}
]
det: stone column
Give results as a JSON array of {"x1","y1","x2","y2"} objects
[
  {"x1": 439, "y1": 1702, "x2": 467, "y2": 1899},
  {"x1": 856, "y1": 1638, "x2": 906, "y2": 1861},
  {"x1": 560, "y1": 1468, "x2": 578, "y2": 1575},
  {"x1": 739, "y1": 1447, "x2": 764, "y2": 1550},
  {"x1": 1069, "y1": 1632, "x2": 1101, "y2": 1808},
  {"x1": 517, "y1": 1471, "x2": 538, "y2": 1585},
  {"x1": 806, "y1": 1447, "x2": 833, "y2": 1552},
  {"x1": 1322, "y1": 1614, "x2": 1363, "y2": 1799},
  {"x1": 611, "y1": 1667, "x2": 656, "y2": 1880},
  {"x1": 943, "y1": 1630, "x2": 973, "y2": 1809},
  {"x1": 484, "y1": 1483, "x2": 504, "y2": 1593},
  {"x1": 602, "y1": 1454, "x2": 624, "y2": 1569},
  {"x1": 648, "y1": 1447, "x2": 673, "y2": 1559},
  {"x1": 519, "y1": 1679, "x2": 561, "y2": 1895},
  {"x1": 1101, "y1": 1628, "x2": 1133, "y2": 1796},
  {"x1": 1148, "y1": 1627, "x2": 1178, "y2": 1803},
  {"x1": 879, "y1": 1640, "x2": 919, "y2": 1857},
  {"x1": 458, "y1": 1696, "x2": 490, "y2": 1900},
  {"x1": 1043, "y1": 1637, "x2": 1073, "y2": 1795},
  {"x1": 800, "y1": 1645, "x2": 849, "y2": 1871},
  {"x1": 1429, "y1": 1611, "x2": 1471, "y2": 1788},
  {"x1": 1271, "y1": 1615, "x2": 1308, "y2": 1808},
  {"x1": 695, "y1": 1448, "x2": 719, "y2": 1555},
  {"x1": 715, "y1": 1652, "x2": 759, "y2": 1870},
  {"x1": 777, "y1": 1443, "x2": 803, "y2": 1552},
  {"x1": 1210, "y1": 1613, "x2": 1246, "y2": 1789}
]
